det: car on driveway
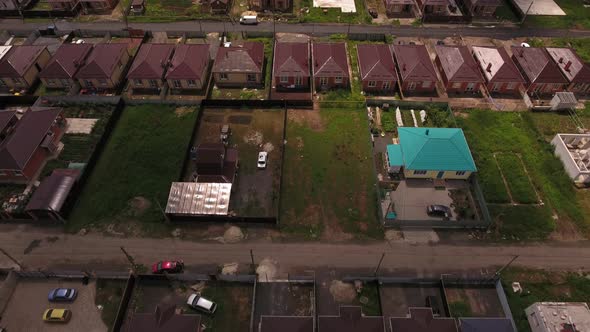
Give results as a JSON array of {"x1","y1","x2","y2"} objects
[
  {"x1": 257, "y1": 151, "x2": 268, "y2": 169},
  {"x1": 152, "y1": 260, "x2": 184, "y2": 274},
  {"x1": 43, "y1": 309, "x2": 71, "y2": 323},
  {"x1": 427, "y1": 205, "x2": 451, "y2": 218},
  {"x1": 187, "y1": 293, "x2": 218, "y2": 314},
  {"x1": 48, "y1": 288, "x2": 77, "y2": 302}
]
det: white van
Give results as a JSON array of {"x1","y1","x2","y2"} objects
[{"x1": 240, "y1": 15, "x2": 258, "y2": 25}]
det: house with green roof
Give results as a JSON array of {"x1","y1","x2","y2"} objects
[{"x1": 386, "y1": 127, "x2": 477, "y2": 180}]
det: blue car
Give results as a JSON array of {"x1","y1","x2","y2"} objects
[{"x1": 48, "y1": 288, "x2": 77, "y2": 302}]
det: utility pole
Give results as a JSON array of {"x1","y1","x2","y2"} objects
[
  {"x1": 494, "y1": 255, "x2": 519, "y2": 278},
  {"x1": 373, "y1": 252, "x2": 386, "y2": 277},
  {"x1": 0, "y1": 247, "x2": 25, "y2": 270},
  {"x1": 249, "y1": 249, "x2": 256, "y2": 274},
  {"x1": 120, "y1": 246, "x2": 137, "y2": 275}
]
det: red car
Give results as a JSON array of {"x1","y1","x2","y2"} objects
[{"x1": 152, "y1": 260, "x2": 184, "y2": 274}]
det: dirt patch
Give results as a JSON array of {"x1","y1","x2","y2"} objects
[
  {"x1": 385, "y1": 230, "x2": 403, "y2": 241},
  {"x1": 221, "y1": 263, "x2": 239, "y2": 275},
  {"x1": 257, "y1": 258, "x2": 279, "y2": 281},
  {"x1": 203, "y1": 114, "x2": 224, "y2": 123},
  {"x1": 549, "y1": 284, "x2": 572, "y2": 298},
  {"x1": 548, "y1": 216, "x2": 585, "y2": 241},
  {"x1": 329, "y1": 280, "x2": 357, "y2": 303},
  {"x1": 263, "y1": 142, "x2": 275, "y2": 153},
  {"x1": 244, "y1": 130, "x2": 264, "y2": 145},
  {"x1": 454, "y1": 111, "x2": 469, "y2": 118},
  {"x1": 229, "y1": 115, "x2": 252, "y2": 124},
  {"x1": 288, "y1": 109, "x2": 325, "y2": 132},
  {"x1": 223, "y1": 226, "x2": 245, "y2": 243},
  {"x1": 174, "y1": 106, "x2": 195, "y2": 117},
  {"x1": 128, "y1": 196, "x2": 152, "y2": 217}
]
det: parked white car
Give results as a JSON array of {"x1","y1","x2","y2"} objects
[
  {"x1": 257, "y1": 151, "x2": 268, "y2": 169},
  {"x1": 187, "y1": 293, "x2": 217, "y2": 314}
]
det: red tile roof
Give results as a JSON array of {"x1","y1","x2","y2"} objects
[
  {"x1": 357, "y1": 44, "x2": 397, "y2": 81},
  {"x1": 165, "y1": 44, "x2": 210, "y2": 80},
  {"x1": 312, "y1": 42, "x2": 349, "y2": 77},
  {"x1": 127, "y1": 43, "x2": 175, "y2": 80},
  {"x1": 471, "y1": 46, "x2": 525, "y2": 84},
  {"x1": 435, "y1": 45, "x2": 483, "y2": 83},
  {"x1": 40, "y1": 43, "x2": 93, "y2": 79},
  {"x1": 393, "y1": 44, "x2": 437, "y2": 82},
  {"x1": 0, "y1": 45, "x2": 47, "y2": 78},
  {"x1": 75, "y1": 43, "x2": 128, "y2": 79},
  {"x1": 545, "y1": 47, "x2": 590, "y2": 84},
  {"x1": 0, "y1": 107, "x2": 63, "y2": 171},
  {"x1": 213, "y1": 42, "x2": 264, "y2": 73},
  {"x1": 511, "y1": 46, "x2": 568, "y2": 85},
  {"x1": 273, "y1": 42, "x2": 310, "y2": 78}
]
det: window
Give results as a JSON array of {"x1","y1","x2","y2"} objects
[
  {"x1": 280, "y1": 76, "x2": 288, "y2": 83},
  {"x1": 295, "y1": 76, "x2": 302, "y2": 85},
  {"x1": 247, "y1": 74, "x2": 256, "y2": 82},
  {"x1": 149, "y1": 80, "x2": 158, "y2": 88},
  {"x1": 466, "y1": 82, "x2": 476, "y2": 91},
  {"x1": 422, "y1": 81, "x2": 432, "y2": 88},
  {"x1": 47, "y1": 79, "x2": 56, "y2": 86},
  {"x1": 219, "y1": 73, "x2": 228, "y2": 81},
  {"x1": 408, "y1": 82, "x2": 416, "y2": 90},
  {"x1": 98, "y1": 79, "x2": 107, "y2": 86},
  {"x1": 173, "y1": 80, "x2": 181, "y2": 88},
  {"x1": 320, "y1": 77, "x2": 328, "y2": 86},
  {"x1": 506, "y1": 82, "x2": 515, "y2": 90},
  {"x1": 368, "y1": 81, "x2": 376, "y2": 88},
  {"x1": 14, "y1": 170, "x2": 23, "y2": 177},
  {"x1": 84, "y1": 80, "x2": 94, "y2": 88},
  {"x1": 452, "y1": 82, "x2": 462, "y2": 89},
  {"x1": 335, "y1": 76, "x2": 343, "y2": 84},
  {"x1": 187, "y1": 79, "x2": 197, "y2": 87},
  {"x1": 492, "y1": 83, "x2": 501, "y2": 91},
  {"x1": 382, "y1": 81, "x2": 391, "y2": 89},
  {"x1": 413, "y1": 170, "x2": 427, "y2": 175},
  {"x1": 456, "y1": 171, "x2": 466, "y2": 176},
  {"x1": 134, "y1": 79, "x2": 143, "y2": 86}
]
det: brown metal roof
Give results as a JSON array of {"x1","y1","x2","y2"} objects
[
  {"x1": 357, "y1": 44, "x2": 397, "y2": 81},
  {"x1": 75, "y1": 43, "x2": 128, "y2": 79},
  {"x1": 25, "y1": 169, "x2": 80, "y2": 213},
  {"x1": 259, "y1": 316, "x2": 314, "y2": 332},
  {"x1": 471, "y1": 46, "x2": 525, "y2": 84},
  {"x1": 165, "y1": 44, "x2": 210, "y2": 80},
  {"x1": 435, "y1": 45, "x2": 483, "y2": 83},
  {"x1": 0, "y1": 107, "x2": 63, "y2": 171},
  {"x1": 127, "y1": 306, "x2": 202, "y2": 332},
  {"x1": 273, "y1": 42, "x2": 310, "y2": 78},
  {"x1": 213, "y1": 42, "x2": 264, "y2": 74},
  {"x1": 545, "y1": 47, "x2": 590, "y2": 84},
  {"x1": 312, "y1": 42, "x2": 349, "y2": 77},
  {"x1": 393, "y1": 44, "x2": 438, "y2": 82},
  {"x1": 0, "y1": 45, "x2": 47, "y2": 78},
  {"x1": 319, "y1": 306, "x2": 386, "y2": 332},
  {"x1": 469, "y1": 0, "x2": 500, "y2": 6},
  {"x1": 127, "y1": 43, "x2": 174, "y2": 80},
  {"x1": 40, "y1": 43, "x2": 93, "y2": 79},
  {"x1": 390, "y1": 308, "x2": 458, "y2": 332},
  {"x1": 0, "y1": 109, "x2": 17, "y2": 133},
  {"x1": 511, "y1": 46, "x2": 568, "y2": 85},
  {"x1": 385, "y1": 0, "x2": 415, "y2": 5}
]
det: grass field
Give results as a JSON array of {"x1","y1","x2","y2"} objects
[
  {"x1": 299, "y1": 0, "x2": 372, "y2": 23},
  {"x1": 67, "y1": 105, "x2": 197, "y2": 233},
  {"x1": 95, "y1": 279, "x2": 126, "y2": 329},
  {"x1": 477, "y1": 154, "x2": 511, "y2": 204},
  {"x1": 501, "y1": 268, "x2": 590, "y2": 332},
  {"x1": 457, "y1": 110, "x2": 587, "y2": 239},
  {"x1": 127, "y1": 0, "x2": 217, "y2": 22},
  {"x1": 280, "y1": 108, "x2": 381, "y2": 240},
  {"x1": 495, "y1": 153, "x2": 538, "y2": 204},
  {"x1": 523, "y1": 0, "x2": 590, "y2": 29}
]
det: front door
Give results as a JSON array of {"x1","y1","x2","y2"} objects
[{"x1": 436, "y1": 171, "x2": 444, "y2": 179}]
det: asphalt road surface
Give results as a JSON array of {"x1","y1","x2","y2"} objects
[
  {"x1": 0, "y1": 226, "x2": 588, "y2": 277},
  {"x1": 1, "y1": 19, "x2": 590, "y2": 39}
]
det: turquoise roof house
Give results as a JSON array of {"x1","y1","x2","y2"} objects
[{"x1": 386, "y1": 127, "x2": 477, "y2": 180}]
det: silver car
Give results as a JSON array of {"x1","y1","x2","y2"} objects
[{"x1": 187, "y1": 293, "x2": 217, "y2": 314}]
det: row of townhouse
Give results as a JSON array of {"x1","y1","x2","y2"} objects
[{"x1": 385, "y1": 0, "x2": 501, "y2": 18}]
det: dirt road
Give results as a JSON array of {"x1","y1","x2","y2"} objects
[{"x1": 0, "y1": 225, "x2": 588, "y2": 276}]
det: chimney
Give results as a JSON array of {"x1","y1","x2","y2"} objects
[
  {"x1": 519, "y1": 49, "x2": 524, "y2": 57},
  {"x1": 565, "y1": 61, "x2": 572, "y2": 72},
  {"x1": 486, "y1": 63, "x2": 492, "y2": 72},
  {"x1": 559, "y1": 57, "x2": 563, "y2": 63}
]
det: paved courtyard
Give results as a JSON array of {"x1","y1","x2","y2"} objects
[
  {"x1": 313, "y1": 0, "x2": 357, "y2": 12},
  {"x1": 511, "y1": 0, "x2": 566, "y2": 15},
  {"x1": 389, "y1": 179, "x2": 469, "y2": 221}
]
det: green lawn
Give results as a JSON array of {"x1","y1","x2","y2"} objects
[
  {"x1": 95, "y1": 279, "x2": 126, "y2": 330},
  {"x1": 299, "y1": 0, "x2": 371, "y2": 23},
  {"x1": 523, "y1": 0, "x2": 590, "y2": 29},
  {"x1": 67, "y1": 105, "x2": 198, "y2": 233},
  {"x1": 457, "y1": 110, "x2": 586, "y2": 239},
  {"x1": 280, "y1": 109, "x2": 382, "y2": 240},
  {"x1": 477, "y1": 154, "x2": 511, "y2": 204},
  {"x1": 501, "y1": 268, "x2": 590, "y2": 332},
  {"x1": 495, "y1": 153, "x2": 538, "y2": 204},
  {"x1": 127, "y1": 0, "x2": 218, "y2": 22}
]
